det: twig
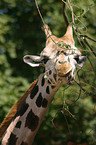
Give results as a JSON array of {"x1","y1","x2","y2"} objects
[
  {"x1": 72, "y1": 3, "x2": 96, "y2": 19},
  {"x1": 51, "y1": 109, "x2": 60, "y2": 129},
  {"x1": 79, "y1": 81, "x2": 96, "y2": 90},
  {"x1": 34, "y1": 0, "x2": 45, "y2": 26},
  {"x1": 76, "y1": 28, "x2": 96, "y2": 57},
  {"x1": 69, "y1": 88, "x2": 81, "y2": 106},
  {"x1": 83, "y1": 38, "x2": 96, "y2": 56},
  {"x1": 62, "y1": 0, "x2": 70, "y2": 27},
  {"x1": 80, "y1": 34, "x2": 96, "y2": 42},
  {"x1": 68, "y1": 69, "x2": 82, "y2": 106},
  {"x1": 34, "y1": 0, "x2": 61, "y2": 49},
  {"x1": 68, "y1": 0, "x2": 74, "y2": 24},
  {"x1": 80, "y1": 39, "x2": 96, "y2": 74},
  {"x1": 87, "y1": 56, "x2": 96, "y2": 75},
  {"x1": 74, "y1": 79, "x2": 96, "y2": 97},
  {"x1": 61, "y1": 109, "x2": 71, "y2": 134}
]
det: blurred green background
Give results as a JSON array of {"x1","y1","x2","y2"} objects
[{"x1": 0, "y1": 0, "x2": 96, "y2": 145}]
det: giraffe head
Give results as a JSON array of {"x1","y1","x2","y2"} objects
[{"x1": 23, "y1": 24, "x2": 86, "y2": 84}]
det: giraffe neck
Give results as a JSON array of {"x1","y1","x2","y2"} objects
[{"x1": 2, "y1": 73, "x2": 62, "y2": 145}]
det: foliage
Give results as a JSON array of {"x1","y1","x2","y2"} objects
[{"x1": 0, "y1": 0, "x2": 96, "y2": 144}]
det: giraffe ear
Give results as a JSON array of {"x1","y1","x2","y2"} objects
[{"x1": 23, "y1": 55, "x2": 41, "y2": 67}]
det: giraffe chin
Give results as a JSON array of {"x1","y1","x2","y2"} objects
[
  {"x1": 59, "y1": 70, "x2": 74, "y2": 84},
  {"x1": 57, "y1": 68, "x2": 72, "y2": 78}
]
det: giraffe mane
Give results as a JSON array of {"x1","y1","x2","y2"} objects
[{"x1": 0, "y1": 79, "x2": 38, "y2": 140}]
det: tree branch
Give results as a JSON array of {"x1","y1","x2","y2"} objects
[
  {"x1": 74, "y1": 28, "x2": 96, "y2": 57},
  {"x1": 83, "y1": 38, "x2": 96, "y2": 57},
  {"x1": 74, "y1": 79, "x2": 96, "y2": 97},
  {"x1": 80, "y1": 34, "x2": 96, "y2": 42},
  {"x1": 62, "y1": 0, "x2": 70, "y2": 28}
]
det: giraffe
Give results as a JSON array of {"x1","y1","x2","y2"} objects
[{"x1": 0, "y1": 24, "x2": 86, "y2": 145}]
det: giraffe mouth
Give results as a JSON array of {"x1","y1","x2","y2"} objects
[
  {"x1": 59, "y1": 70, "x2": 74, "y2": 84},
  {"x1": 57, "y1": 68, "x2": 72, "y2": 78},
  {"x1": 62, "y1": 70, "x2": 72, "y2": 77}
]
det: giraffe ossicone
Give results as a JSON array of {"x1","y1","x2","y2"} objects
[{"x1": 1, "y1": 24, "x2": 86, "y2": 145}]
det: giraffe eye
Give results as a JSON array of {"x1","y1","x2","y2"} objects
[
  {"x1": 74, "y1": 56, "x2": 79, "y2": 63},
  {"x1": 41, "y1": 56, "x2": 49, "y2": 64}
]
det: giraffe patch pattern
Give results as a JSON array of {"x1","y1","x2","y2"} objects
[
  {"x1": 15, "y1": 102, "x2": 29, "y2": 117},
  {"x1": 25, "y1": 109, "x2": 39, "y2": 131},
  {"x1": 51, "y1": 85, "x2": 56, "y2": 89},
  {"x1": 21, "y1": 141, "x2": 28, "y2": 145},
  {"x1": 15, "y1": 121, "x2": 22, "y2": 128},
  {"x1": 49, "y1": 70, "x2": 52, "y2": 75},
  {"x1": 53, "y1": 73, "x2": 57, "y2": 81},
  {"x1": 30, "y1": 84, "x2": 39, "y2": 99},
  {"x1": 41, "y1": 76, "x2": 45, "y2": 86},
  {"x1": 36, "y1": 93, "x2": 43, "y2": 107},
  {"x1": 36, "y1": 93, "x2": 48, "y2": 108},
  {"x1": 46, "y1": 86, "x2": 50, "y2": 94},
  {"x1": 48, "y1": 80, "x2": 51, "y2": 84},
  {"x1": 42, "y1": 98, "x2": 48, "y2": 108},
  {"x1": 8, "y1": 133, "x2": 17, "y2": 145}
]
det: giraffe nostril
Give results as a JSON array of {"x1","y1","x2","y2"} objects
[
  {"x1": 58, "y1": 61, "x2": 61, "y2": 64},
  {"x1": 58, "y1": 61, "x2": 67, "y2": 64}
]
